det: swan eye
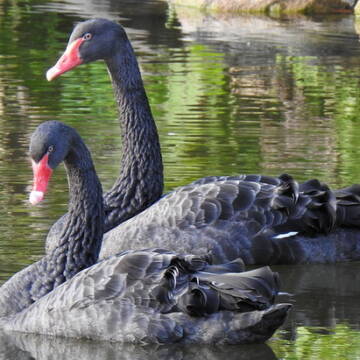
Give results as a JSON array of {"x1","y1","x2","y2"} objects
[
  {"x1": 48, "y1": 145, "x2": 55, "y2": 153},
  {"x1": 83, "y1": 33, "x2": 92, "y2": 41}
]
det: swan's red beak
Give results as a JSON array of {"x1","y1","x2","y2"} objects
[
  {"x1": 30, "y1": 154, "x2": 53, "y2": 205},
  {"x1": 46, "y1": 38, "x2": 84, "y2": 81}
]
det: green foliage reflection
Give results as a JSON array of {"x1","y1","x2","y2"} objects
[{"x1": 271, "y1": 325, "x2": 360, "y2": 360}]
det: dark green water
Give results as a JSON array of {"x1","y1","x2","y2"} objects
[{"x1": 1, "y1": 0, "x2": 360, "y2": 358}]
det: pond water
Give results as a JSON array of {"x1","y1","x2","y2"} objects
[{"x1": 1, "y1": 0, "x2": 360, "y2": 358}]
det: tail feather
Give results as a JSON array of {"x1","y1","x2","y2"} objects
[
  {"x1": 195, "y1": 303, "x2": 292, "y2": 345},
  {"x1": 250, "y1": 303, "x2": 292, "y2": 338},
  {"x1": 296, "y1": 179, "x2": 336, "y2": 233},
  {"x1": 271, "y1": 174, "x2": 299, "y2": 214},
  {"x1": 335, "y1": 185, "x2": 360, "y2": 227},
  {"x1": 176, "y1": 266, "x2": 280, "y2": 316}
]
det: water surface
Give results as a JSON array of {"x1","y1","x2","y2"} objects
[{"x1": 0, "y1": 1, "x2": 360, "y2": 359}]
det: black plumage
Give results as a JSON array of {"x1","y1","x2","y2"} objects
[
  {"x1": 46, "y1": 19, "x2": 360, "y2": 265},
  {"x1": 2, "y1": 249, "x2": 290, "y2": 344},
  {"x1": 0, "y1": 122, "x2": 290, "y2": 344}
]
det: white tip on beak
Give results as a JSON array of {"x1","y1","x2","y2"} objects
[
  {"x1": 46, "y1": 66, "x2": 59, "y2": 81},
  {"x1": 29, "y1": 191, "x2": 44, "y2": 205}
]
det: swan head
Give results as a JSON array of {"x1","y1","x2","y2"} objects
[
  {"x1": 46, "y1": 18, "x2": 126, "y2": 81},
  {"x1": 29, "y1": 121, "x2": 74, "y2": 204}
]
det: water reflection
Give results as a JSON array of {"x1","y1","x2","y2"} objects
[
  {"x1": 1, "y1": 0, "x2": 360, "y2": 358},
  {"x1": 277, "y1": 262, "x2": 360, "y2": 328},
  {"x1": 0, "y1": 332, "x2": 277, "y2": 360}
]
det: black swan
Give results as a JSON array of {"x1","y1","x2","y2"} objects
[
  {"x1": 0, "y1": 120, "x2": 104, "y2": 317},
  {"x1": 0, "y1": 121, "x2": 291, "y2": 344},
  {"x1": 46, "y1": 18, "x2": 360, "y2": 265},
  {"x1": 45, "y1": 18, "x2": 164, "y2": 252}
]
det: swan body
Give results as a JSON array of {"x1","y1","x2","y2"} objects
[
  {"x1": 100, "y1": 175, "x2": 360, "y2": 264},
  {"x1": 0, "y1": 121, "x2": 290, "y2": 343},
  {"x1": 1, "y1": 249, "x2": 291, "y2": 344},
  {"x1": 46, "y1": 18, "x2": 360, "y2": 265}
]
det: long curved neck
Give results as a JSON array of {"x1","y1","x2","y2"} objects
[
  {"x1": 56, "y1": 139, "x2": 104, "y2": 279},
  {"x1": 33, "y1": 138, "x2": 104, "y2": 297},
  {"x1": 103, "y1": 38, "x2": 163, "y2": 232},
  {"x1": 0, "y1": 138, "x2": 104, "y2": 316}
]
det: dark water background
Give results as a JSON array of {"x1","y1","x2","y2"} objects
[{"x1": 1, "y1": 0, "x2": 360, "y2": 358}]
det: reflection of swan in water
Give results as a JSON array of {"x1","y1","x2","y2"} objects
[
  {"x1": 0, "y1": 331, "x2": 32, "y2": 360},
  {"x1": 47, "y1": 19, "x2": 360, "y2": 266},
  {"x1": 0, "y1": 121, "x2": 290, "y2": 344},
  {"x1": 277, "y1": 262, "x2": 360, "y2": 329},
  {"x1": 0, "y1": 331, "x2": 278, "y2": 360}
]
